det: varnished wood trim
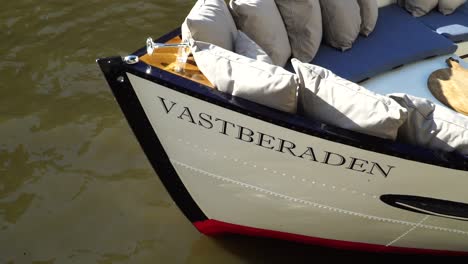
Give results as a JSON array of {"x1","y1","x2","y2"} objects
[{"x1": 140, "y1": 36, "x2": 214, "y2": 88}]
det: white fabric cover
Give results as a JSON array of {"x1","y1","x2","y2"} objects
[
  {"x1": 389, "y1": 93, "x2": 468, "y2": 155},
  {"x1": 292, "y1": 59, "x2": 407, "y2": 140},
  {"x1": 275, "y1": 0, "x2": 322, "y2": 62},
  {"x1": 439, "y1": 0, "x2": 467, "y2": 15},
  {"x1": 357, "y1": 0, "x2": 379, "y2": 36},
  {"x1": 235, "y1": 30, "x2": 273, "y2": 64},
  {"x1": 181, "y1": 0, "x2": 237, "y2": 51},
  {"x1": 229, "y1": 0, "x2": 291, "y2": 66},
  {"x1": 192, "y1": 41, "x2": 299, "y2": 113},
  {"x1": 319, "y1": 0, "x2": 362, "y2": 51},
  {"x1": 404, "y1": 0, "x2": 438, "y2": 17}
]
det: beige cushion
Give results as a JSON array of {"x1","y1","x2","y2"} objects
[
  {"x1": 319, "y1": 0, "x2": 362, "y2": 51},
  {"x1": 235, "y1": 30, "x2": 273, "y2": 64},
  {"x1": 378, "y1": 0, "x2": 395, "y2": 7},
  {"x1": 229, "y1": 0, "x2": 291, "y2": 66},
  {"x1": 404, "y1": 0, "x2": 438, "y2": 17},
  {"x1": 181, "y1": 0, "x2": 237, "y2": 51},
  {"x1": 439, "y1": 0, "x2": 467, "y2": 15},
  {"x1": 292, "y1": 59, "x2": 407, "y2": 140},
  {"x1": 192, "y1": 41, "x2": 299, "y2": 113},
  {"x1": 389, "y1": 94, "x2": 468, "y2": 155},
  {"x1": 357, "y1": 0, "x2": 379, "y2": 36},
  {"x1": 275, "y1": 0, "x2": 322, "y2": 62}
]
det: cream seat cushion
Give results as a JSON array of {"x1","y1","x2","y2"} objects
[
  {"x1": 235, "y1": 30, "x2": 273, "y2": 64},
  {"x1": 181, "y1": 0, "x2": 237, "y2": 51},
  {"x1": 292, "y1": 59, "x2": 408, "y2": 140},
  {"x1": 192, "y1": 41, "x2": 299, "y2": 113},
  {"x1": 357, "y1": 0, "x2": 379, "y2": 36},
  {"x1": 439, "y1": 0, "x2": 467, "y2": 15},
  {"x1": 404, "y1": 0, "x2": 439, "y2": 17},
  {"x1": 229, "y1": 0, "x2": 291, "y2": 66},
  {"x1": 319, "y1": 0, "x2": 362, "y2": 51},
  {"x1": 275, "y1": 0, "x2": 322, "y2": 62},
  {"x1": 389, "y1": 93, "x2": 468, "y2": 155}
]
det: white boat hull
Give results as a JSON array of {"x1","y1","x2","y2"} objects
[{"x1": 126, "y1": 72, "x2": 468, "y2": 254}]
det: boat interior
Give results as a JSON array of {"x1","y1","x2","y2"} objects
[
  {"x1": 139, "y1": 0, "x2": 468, "y2": 158},
  {"x1": 142, "y1": 1, "x2": 468, "y2": 80}
]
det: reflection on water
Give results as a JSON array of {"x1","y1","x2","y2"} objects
[{"x1": 0, "y1": 0, "x2": 460, "y2": 263}]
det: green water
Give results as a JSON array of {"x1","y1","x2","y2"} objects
[{"x1": 0, "y1": 0, "x2": 452, "y2": 263}]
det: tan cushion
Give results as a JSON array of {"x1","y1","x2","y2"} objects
[
  {"x1": 378, "y1": 0, "x2": 396, "y2": 7},
  {"x1": 229, "y1": 0, "x2": 291, "y2": 66},
  {"x1": 439, "y1": 0, "x2": 467, "y2": 15},
  {"x1": 192, "y1": 41, "x2": 299, "y2": 113},
  {"x1": 319, "y1": 0, "x2": 362, "y2": 51},
  {"x1": 357, "y1": 0, "x2": 379, "y2": 36},
  {"x1": 389, "y1": 93, "x2": 468, "y2": 155},
  {"x1": 292, "y1": 59, "x2": 407, "y2": 140},
  {"x1": 275, "y1": 0, "x2": 322, "y2": 62},
  {"x1": 181, "y1": 0, "x2": 237, "y2": 51},
  {"x1": 235, "y1": 30, "x2": 273, "y2": 64},
  {"x1": 404, "y1": 0, "x2": 438, "y2": 17}
]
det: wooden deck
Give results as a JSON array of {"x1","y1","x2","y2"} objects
[{"x1": 139, "y1": 36, "x2": 214, "y2": 88}]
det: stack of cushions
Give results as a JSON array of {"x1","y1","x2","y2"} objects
[
  {"x1": 389, "y1": 94, "x2": 468, "y2": 155},
  {"x1": 182, "y1": 0, "x2": 407, "y2": 138},
  {"x1": 180, "y1": 0, "x2": 381, "y2": 113},
  {"x1": 230, "y1": 0, "x2": 380, "y2": 60},
  {"x1": 184, "y1": 0, "x2": 381, "y2": 65},
  {"x1": 181, "y1": 0, "x2": 468, "y2": 155},
  {"x1": 181, "y1": 0, "x2": 273, "y2": 63},
  {"x1": 182, "y1": 0, "x2": 294, "y2": 113},
  {"x1": 182, "y1": 0, "x2": 276, "y2": 64}
]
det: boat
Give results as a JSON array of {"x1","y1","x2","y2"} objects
[{"x1": 98, "y1": 0, "x2": 468, "y2": 255}]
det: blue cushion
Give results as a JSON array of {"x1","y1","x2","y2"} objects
[
  {"x1": 418, "y1": 6, "x2": 468, "y2": 43},
  {"x1": 310, "y1": 4, "x2": 457, "y2": 83}
]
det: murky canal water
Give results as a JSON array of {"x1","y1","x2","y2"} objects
[{"x1": 0, "y1": 0, "x2": 457, "y2": 263}]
